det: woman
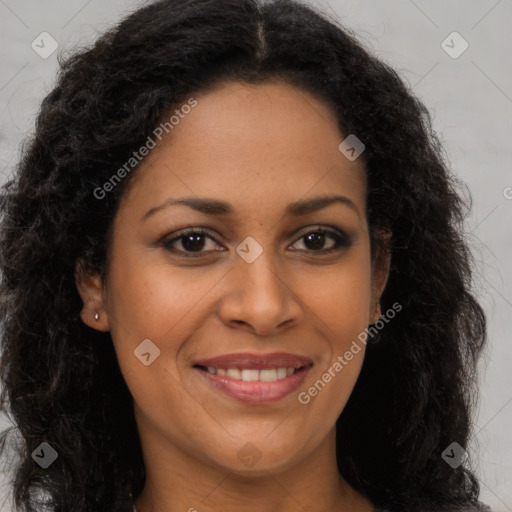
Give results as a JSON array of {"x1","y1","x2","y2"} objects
[{"x1": 0, "y1": 0, "x2": 491, "y2": 511}]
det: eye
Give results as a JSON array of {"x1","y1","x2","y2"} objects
[
  {"x1": 161, "y1": 226, "x2": 352, "y2": 258},
  {"x1": 289, "y1": 227, "x2": 352, "y2": 253},
  {"x1": 162, "y1": 228, "x2": 222, "y2": 256}
]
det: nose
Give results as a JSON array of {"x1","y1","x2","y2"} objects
[{"x1": 216, "y1": 252, "x2": 302, "y2": 337}]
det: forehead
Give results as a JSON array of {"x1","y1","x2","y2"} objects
[{"x1": 119, "y1": 80, "x2": 367, "y2": 218}]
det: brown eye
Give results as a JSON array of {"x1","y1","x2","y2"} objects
[
  {"x1": 162, "y1": 228, "x2": 222, "y2": 256},
  {"x1": 290, "y1": 228, "x2": 351, "y2": 253}
]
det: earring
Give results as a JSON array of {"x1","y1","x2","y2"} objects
[{"x1": 94, "y1": 312, "x2": 100, "y2": 321}]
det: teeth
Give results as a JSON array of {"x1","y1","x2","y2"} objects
[
  {"x1": 276, "y1": 368, "x2": 287, "y2": 380},
  {"x1": 241, "y1": 369, "x2": 260, "y2": 381},
  {"x1": 204, "y1": 366, "x2": 298, "y2": 381},
  {"x1": 226, "y1": 368, "x2": 241, "y2": 379},
  {"x1": 259, "y1": 368, "x2": 278, "y2": 382}
]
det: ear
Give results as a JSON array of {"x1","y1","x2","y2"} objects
[
  {"x1": 74, "y1": 258, "x2": 110, "y2": 332},
  {"x1": 370, "y1": 229, "x2": 392, "y2": 324}
]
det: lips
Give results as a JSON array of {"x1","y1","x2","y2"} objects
[{"x1": 193, "y1": 352, "x2": 313, "y2": 403}]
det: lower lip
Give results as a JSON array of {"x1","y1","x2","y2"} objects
[{"x1": 196, "y1": 365, "x2": 312, "y2": 403}]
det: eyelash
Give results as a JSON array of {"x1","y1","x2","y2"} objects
[{"x1": 161, "y1": 226, "x2": 352, "y2": 258}]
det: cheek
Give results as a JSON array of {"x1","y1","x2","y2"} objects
[
  {"x1": 301, "y1": 253, "x2": 373, "y2": 346},
  {"x1": 297, "y1": 251, "x2": 372, "y2": 395},
  {"x1": 283, "y1": 255, "x2": 373, "y2": 451},
  {"x1": 105, "y1": 245, "x2": 223, "y2": 368},
  {"x1": 105, "y1": 250, "x2": 212, "y2": 433}
]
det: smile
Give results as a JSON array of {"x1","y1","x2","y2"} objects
[{"x1": 193, "y1": 352, "x2": 313, "y2": 403}]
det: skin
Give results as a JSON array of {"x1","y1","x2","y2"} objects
[{"x1": 76, "y1": 80, "x2": 391, "y2": 512}]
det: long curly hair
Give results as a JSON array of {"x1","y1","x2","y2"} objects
[{"x1": 0, "y1": 0, "x2": 488, "y2": 511}]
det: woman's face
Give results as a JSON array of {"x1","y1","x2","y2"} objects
[{"x1": 77, "y1": 80, "x2": 389, "y2": 475}]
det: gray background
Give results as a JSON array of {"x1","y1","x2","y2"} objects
[{"x1": 0, "y1": 0, "x2": 511, "y2": 510}]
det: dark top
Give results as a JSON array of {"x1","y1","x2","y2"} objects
[{"x1": 374, "y1": 505, "x2": 492, "y2": 512}]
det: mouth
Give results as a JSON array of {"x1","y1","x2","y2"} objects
[{"x1": 193, "y1": 352, "x2": 313, "y2": 403}]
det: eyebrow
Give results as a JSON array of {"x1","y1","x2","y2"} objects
[{"x1": 140, "y1": 194, "x2": 360, "y2": 221}]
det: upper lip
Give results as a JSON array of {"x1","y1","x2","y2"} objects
[{"x1": 194, "y1": 352, "x2": 313, "y2": 370}]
